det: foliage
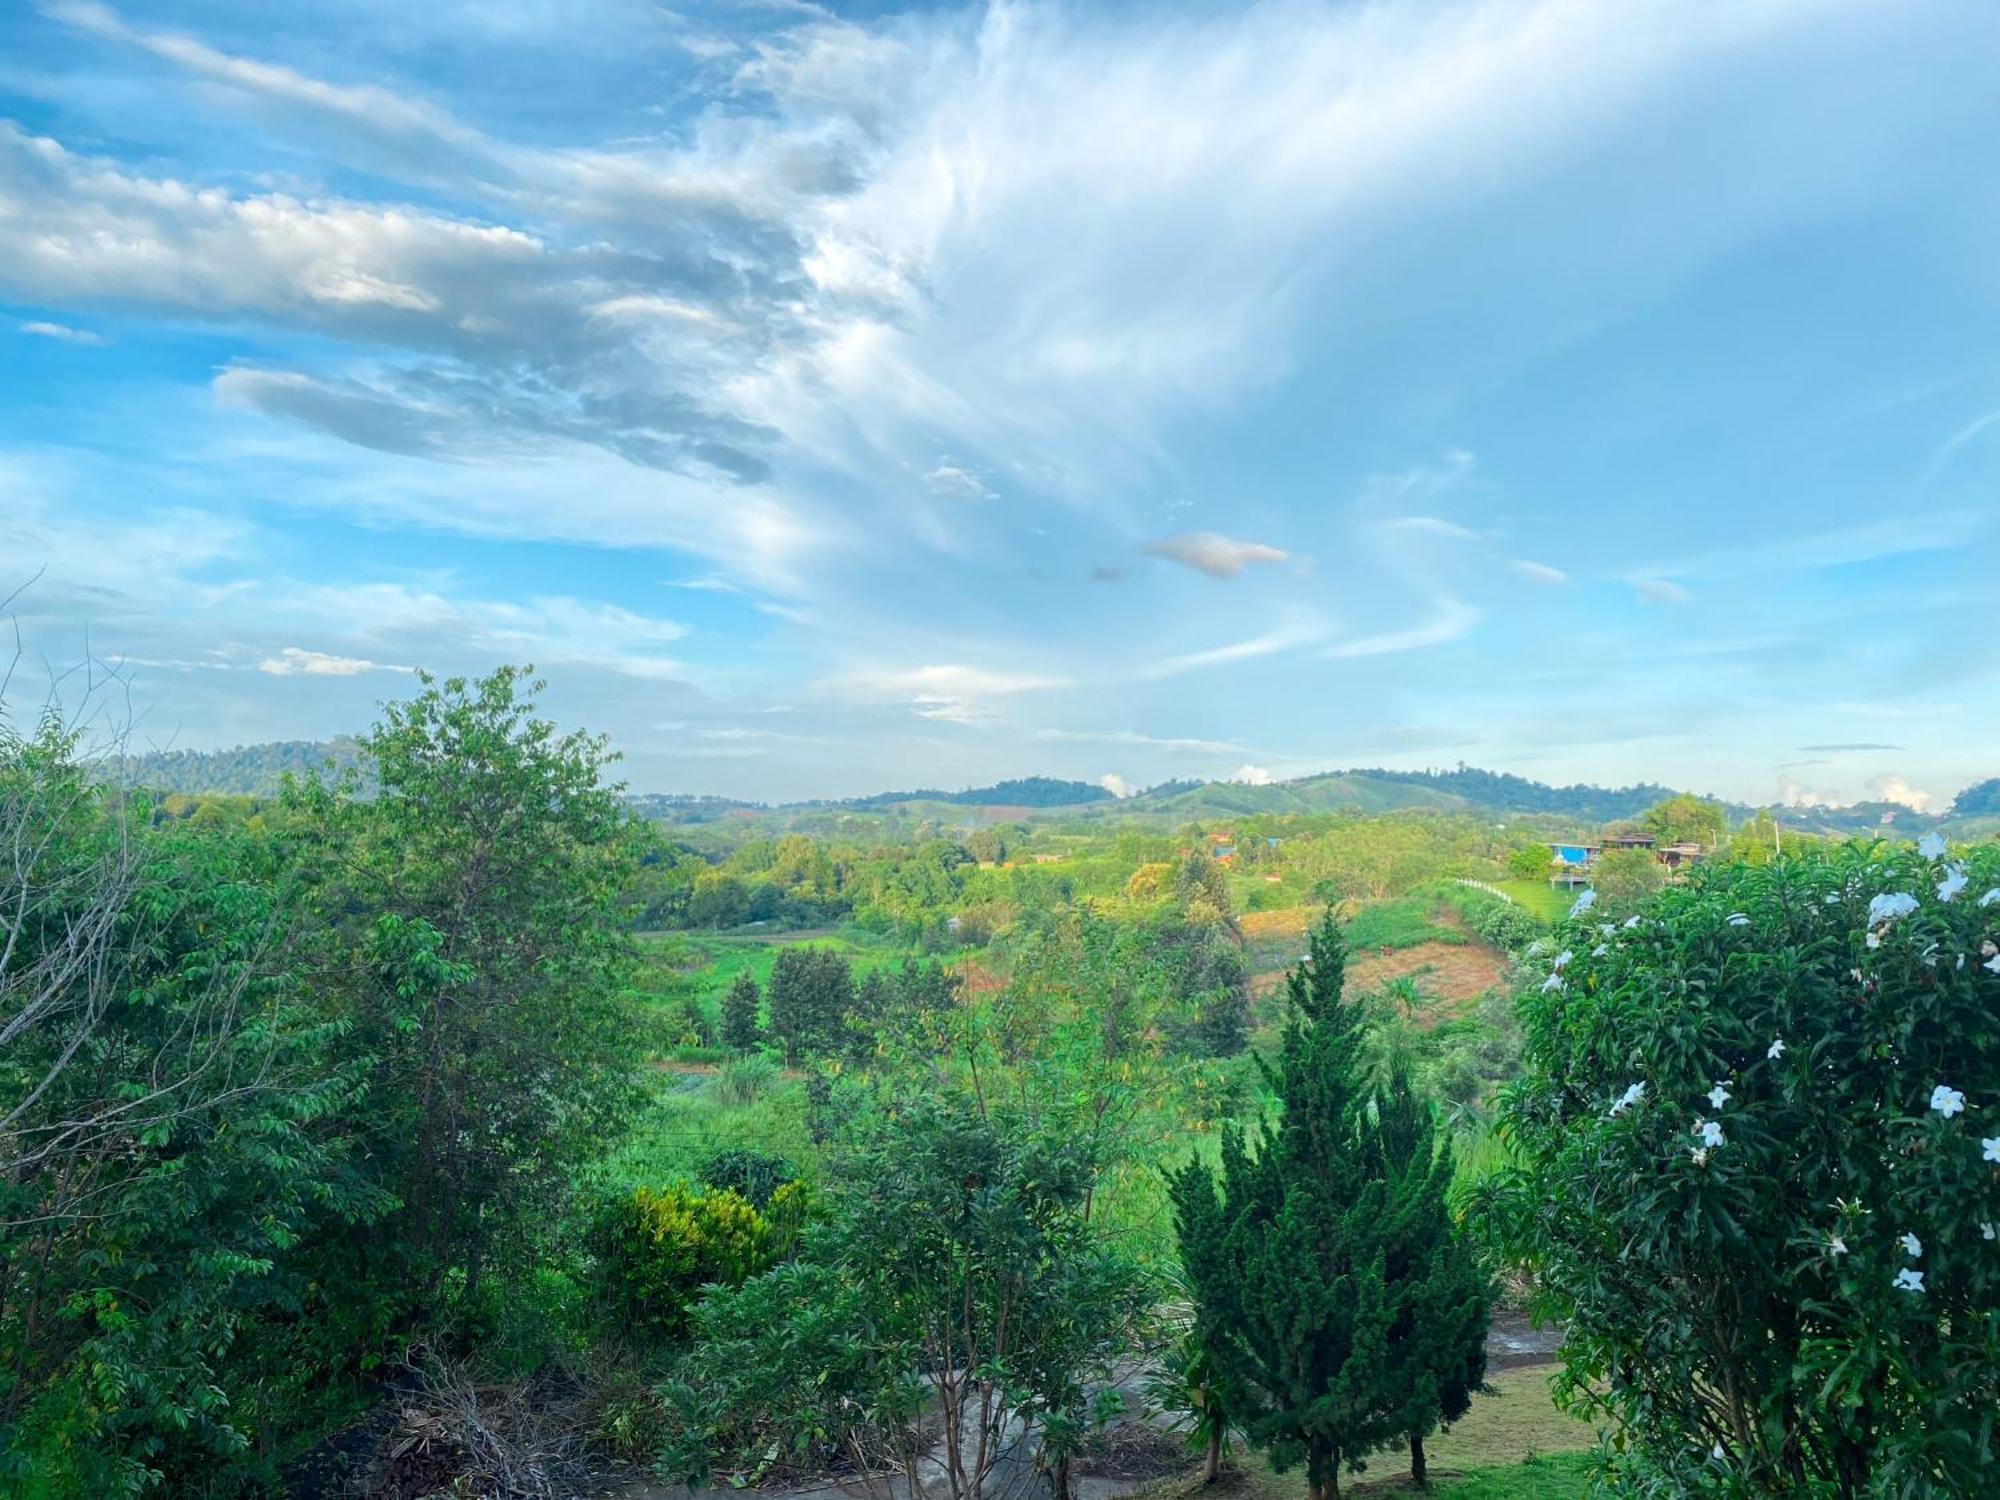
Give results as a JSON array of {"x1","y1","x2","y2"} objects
[
  {"x1": 1587, "y1": 846, "x2": 1666, "y2": 916},
  {"x1": 767, "y1": 945, "x2": 856, "y2": 1061},
  {"x1": 1640, "y1": 792, "x2": 1727, "y2": 848},
  {"x1": 589, "y1": 1183, "x2": 796, "y2": 1343},
  {"x1": 1490, "y1": 843, "x2": 2000, "y2": 1494},
  {"x1": 720, "y1": 969, "x2": 761, "y2": 1051},
  {"x1": 699, "y1": 1147, "x2": 798, "y2": 1209},
  {"x1": 1507, "y1": 844, "x2": 1554, "y2": 880}
]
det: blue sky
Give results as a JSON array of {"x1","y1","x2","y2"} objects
[{"x1": 1, "y1": 0, "x2": 1996, "y2": 805}]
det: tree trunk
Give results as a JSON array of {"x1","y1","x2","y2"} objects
[
  {"x1": 1051, "y1": 1450, "x2": 1072, "y2": 1500},
  {"x1": 1204, "y1": 1424, "x2": 1223, "y2": 1483},
  {"x1": 1410, "y1": 1432, "x2": 1428, "y2": 1490}
]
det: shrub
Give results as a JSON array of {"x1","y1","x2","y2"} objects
[
  {"x1": 589, "y1": 1185, "x2": 780, "y2": 1342},
  {"x1": 699, "y1": 1148, "x2": 797, "y2": 1209},
  {"x1": 1490, "y1": 843, "x2": 2000, "y2": 1493},
  {"x1": 713, "y1": 1053, "x2": 779, "y2": 1107}
]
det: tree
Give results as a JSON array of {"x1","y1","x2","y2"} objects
[
  {"x1": 1591, "y1": 846, "x2": 1667, "y2": 915},
  {"x1": 1372, "y1": 1065, "x2": 1492, "y2": 1487},
  {"x1": 1506, "y1": 844, "x2": 1553, "y2": 880},
  {"x1": 289, "y1": 666, "x2": 643, "y2": 1314},
  {"x1": 767, "y1": 946, "x2": 854, "y2": 1063},
  {"x1": 1641, "y1": 792, "x2": 1726, "y2": 848},
  {"x1": 1170, "y1": 914, "x2": 1394, "y2": 1499},
  {"x1": 1489, "y1": 844, "x2": 2000, "y2": 1493},
  {"x1": 721, "y1": 970, "x2": 762, "y2": 1051}
]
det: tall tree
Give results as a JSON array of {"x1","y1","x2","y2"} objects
[
  {"x1": 1170, "y1": 914, "x2": 1394, "y2": 1500},
  {"x1": 1372, "y1": 1064, "x2": 1492, "y2": 1488},
  {"x1": 290, "y1": 666, "x2": 643, "y2": 1312},
  {"x1": 720, "y1": 969, "x2": 762, "y2": 1052},
  {"x1": 767, "y1": 946, "x2": 853, "y2": 1063}
]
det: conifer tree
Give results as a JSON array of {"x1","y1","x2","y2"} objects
[
  {"x1": 1372, "y1": 1063, "x2": 1492, "y2": 1488},
  {"x1": 721, "y1": 969, "x2": 762, "y2": 1052},
  {"x1": 1169, "y1": 913, "x2": 1394, "y2": 1500}
]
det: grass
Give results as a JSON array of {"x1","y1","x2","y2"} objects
[
  {"x1": 1491, "y1": 881, "x2": 1570, "y2": 923},
  {"x1": 1343, "y1": 896, "x2": 1468, "y2": 953},
  {"x1": 1135, "y1": 1366, "x2": 1594, "y2": 1500}
]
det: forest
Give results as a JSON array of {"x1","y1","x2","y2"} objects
[{"x1": 4, "y1": 669, "x2": 1996, "y2": 1499}]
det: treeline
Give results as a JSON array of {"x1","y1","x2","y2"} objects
[{"x1": 100, "y1": 736, "x2": 365, "y2": 796}]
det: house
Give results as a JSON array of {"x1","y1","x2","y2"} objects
[
  {"x1": 1548, "y1": 842, "x2": 1598, "y2": 887},
  {"x1": 1544, "y1": 832, "x2": 1708, "y2": 887}
]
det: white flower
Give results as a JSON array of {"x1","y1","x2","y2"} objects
[
  {"x1": 1689, "y1": 1147, "x2": 1708, "y2": 1166},
  {"x1": 1929, "y1": 1084, "x2": 1966, "y2": 1117},
  {"x1": 1900, "y1": 1231, "x2": 1922, "y2": 1258},
  {"x1": 1623, "y1": 914, "x2": 1642, "y2": 929},
  {"x1": 1983, "y1": 1223, "x2": 1996, "y2": 1242},
  {"x1": 1553, "y1": 949, "x2": 1574, "y2": 970},
  {"x1": 1865, "y1": 932, "x2": 1881, "y2": 950},
  {"x1": 1727, "y1": 912, "x2": 1750, "y2": 927},
  {"x1": 1866, "y1": 891, "x2": 1919, "y2": 925},
  {"x1": 1711, "y1": 1443, "x2": 1725, "y2": 1460},
  {"x1": 1541, "y1": 972, "x2": 1565, "y2": 994},
  {"x1": 1980, "y1": 888, "x2": 2000, "y2": 908},
  {"x1": 1828, "y1": 1234, "x2": 1847, "y2": 1256},
  {"x1": 1767, "y1": 1037, "x2": 1787, "y2": 1060},
  {"x1": 1569, "y1": 889, "x2": 1597, "y2": 918},
  {"x1": 1609, "y1": 1082, "x2": 1646, "y2": 1116},
  {"x1": 1592, "y1": 943, "x2": 1609, "y2": 957},
  {"x1": 1526, "y1": 939, "x2": 1547, "y2": 957},
  {"x1": 1695, "y1": 1119, "x2": 1726, "y2": 1149},
  {"x1": 1936, "y1": 865, "x2": 1968, "y2": 902},
  {"x1": 1985, "y1": 952, "x2": 2000, "y2": 976},
  {"x1": 1893, "y1": 1268, "x2": 1925, "y2": 1294},
  {"x1": 1983, "y1": 1137, "x2": 2000, "y2": 1164},
  {"x1": 1707, "y1": 1081, "x2": 1731, "y2": 1110},
  {"x1": 1917, "y1": 831, "x2": 1947, "y2": 861}
]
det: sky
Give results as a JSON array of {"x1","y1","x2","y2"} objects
[{"x1": 1, "y1": 0, "x2": 1997, "y2": 807}]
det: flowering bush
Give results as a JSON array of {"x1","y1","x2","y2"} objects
[{"x1": 1490, "y1": 842, "x2": 2000, "y2": 1494}]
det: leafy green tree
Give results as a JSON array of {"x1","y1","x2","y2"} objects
[
  {"x1": 720, "y1": 969, "x2": 762, "y2": 1051},
  {"x1": 1490, "y1": 844, "x2": 2000, "y2": 1494},
  {"x1": 767, "y1": 946, "x2": 854, "y2": 1062},
  {"x1": 1591, "y1": 846, "x2": 1668, "y2": 915},
  {"x1": 1642, "y1": 792, "x2": 1727, "y2": 847},
  {"x1": 289, "y1": 666, "x2": 643, "y2": 1315},
  {"x1": 1506, "y1": 844, "x2": 1553, "y2": 880},
  {"x1": 1170, "y1": 914, "x2": 1394, "y2": 1499}
]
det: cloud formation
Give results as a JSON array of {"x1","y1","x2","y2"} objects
[{"x1": 1143, "y1": 532, "x2": 1290, "y2": 579}]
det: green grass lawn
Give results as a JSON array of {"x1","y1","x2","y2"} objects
[
  {"x1": 1491, "y1": 880, "x2": 1571, "y2": 923},
  {"x1": 1343, "y1": 894, "x2": 1468, "y2": 952},
  {"x1": 1138, "y1": 1365, "x2": 1594, "y2": 1500}
]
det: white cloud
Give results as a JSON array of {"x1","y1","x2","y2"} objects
[
  {"x1": 20, "y1": 319, "x2": 104, "y2": 345},
  {"x1": 1868, "y1": 773, "x2": 1934, "y2": 812},
  {"x1": 1325, "y1": 598, "x2": 1480, "y2": 659},
  {"x1": 924, "y1": 462, "x2": 995, "y2": 501},
  {"x1": 1232, "y1": 764, "x2": 1275, "y2": 786},
  {"x1": 1030, "y1": 727, "x2": 1252, "y2": 757},
  {"x1": 1098, "y1": 772, "x2": 1133, "y2": 799},
  {"x1": 257, "y1": 646, "x2": 410, "y2": 677},
  {"x1": 1513, "y1": 559, "x2": 1567, "y2": 585},
  {"x1": 834, "y1": 661, "x2": 1070, "y2": 723},
  {"x1": 1632, "y1": 577, "x2": 1692, "y2": 605},
  {"x1": 1144, "y1": 532, "x2": 1290, "y2": 579},
  {"x1": 1142, "y1": 617, "x2": 1334, "y2": 679}
]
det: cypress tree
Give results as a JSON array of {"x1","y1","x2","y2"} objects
[
  {"x1": 1169, "y1": 913, "x2": 1395, "y2": 1500},
  {"x1": 1372, "y1": 1064, "x2": 1492, "y2": 1488},
  {"x1": 721, "y1": 969, "x2": 761, "y2": 1052}
]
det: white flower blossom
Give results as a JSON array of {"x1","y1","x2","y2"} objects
[
  {"x1": 1893, "y1": 1268, "x2": 1925, "y2": 1294},
  {"x1": 1929, "y1": 1084, "x2": 1966, "y2": 1117},
  {"x1": 1986, "y1": 952, "x2": 2000, "y2": 975},
  {"x1": 1983, "y1": 1137, "x2": 2000, "y2": 1164},
  {"x1": 1900, "y1": 1231, "x2": 1922, "y2": 1258},
  {"x1": 1623, "y1": 914, "x2": 1642, "y2": 929},
  {"x1": 1727, "y1": 912, "x2": 1750, "y2": 927},
  {"x1": 1592, "y1": 943, "x2": 1609, "y2": 957},
  {"x1": 1767, "y1": 1037, "x2": 1787, "y2": 1060},
  {"x1": 1707, "y1": 1081, "x2": 1731, "y2": 1110},
  {"x1": 1828, "y1": 1234, "x2": 1847, "y2": 1256},
  {"x1": 1983, "y1": 1223, "x2": 1996, "y2": 1242},
  {"x1": 1865, "y1": 932, "x2": 1881, "y2": 950},
  {"x1": 1553, "y1": 949, "x2": 1574, "y2": 971},
  {"x1": 1609, "y1": 1082, "x2": 1646, "y2": 1116},
  {"x1": 1695, "y1": 1119, "x2": 1726, "y2": 1148},
  {"x1": 1541, "y1": 972, "x2": 1565, "y2": 994},
  {"x1": 1936, "y1": 865, "x2": 1968, "y2": 902},
  {"x1": 1526, "y1": 939, "x2": 1547, "y2": 957},
  {"x1": 1570, "y1": 889, "x2": 1597, "y2": 918},
  {"x1": 1867, "y1": 892, "x2": 1919, "y2": 925},
  {"x1": 1917, "y1": 832, "x2": 1947, "y2": 861},
  {"x1": 1690, "y1": 1146, "x2": 1709, "y2": 1166},
  {"x1": 1980, "y1": 888, "x2": 2000, "y2": 908}
]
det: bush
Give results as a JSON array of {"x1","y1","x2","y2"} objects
[
  {"x1": 590, "y1": 1185, "x2": 788, "y2": 1343},
  {"x1": 713, "y1": 1053, "x2": 779, "y2": 1107},
  {"x1": 699, "y1": 1148, "x2": 797, "y2": 1209},
  {"x1": 1490, "y1": 844, "x2": 2000, "y2": 1493}
]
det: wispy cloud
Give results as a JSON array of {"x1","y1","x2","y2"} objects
[
  {"x1": 833, "y1": 662, "x2": 1071, "y2": 723},
  {"x1": 1141, "y1": 616, "x2": 1334, "y2": 679},
  {"x1": 1630, "y1": 577, "x2": 1692, "y2": 605},
  {"x1": 1512, "y1": 559, "x2": 1567, "y2": 585},
  {"x1": 19, "y1": 319, "x2": 105, "y2": 345},
  {"x1": 1325, "y1": 599, "x2": 1481, "y2": 659},
  {"x1": 1143, "y1": 532, "x2": 1290, "y2": 579},
  {"x1": 1800, "y1": 741, "x2": 1901, "y2": 752},
  {"x1": 258, "y1": 646, "x2": 412, "y2": 677}
]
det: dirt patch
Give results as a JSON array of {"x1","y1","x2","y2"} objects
[
  {"x1": 1236, "y1": 909, "x2": 1311, "y2": 940},
  {"x1": 953, "y1": 955, "x2": 1008, "y2": 996},
  {"x1": 1250, "y1": 940, "x2": 1508, "y2": 1022},
  {"x1": 1076, "y1": 1424, "x2": 1197, "y2": 1483}
]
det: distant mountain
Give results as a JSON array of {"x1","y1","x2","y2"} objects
[
  {"x1": 842, "y1": 776, "x2": 1110, "y2": 811},
  {"x1": 101, "y1": 738, "x2": 363, "y2": 797}
]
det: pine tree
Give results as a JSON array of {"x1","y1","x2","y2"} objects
[
  {"x1": 1169, "y1": 913, "x2": 1395, "y2": 1500},
  {"x1": 721, "y1": 970, "x2": 762, "y2": 1052},
  {"x1": 768, "y1": 947, "x2": 854, "y2": 1063},
  {"x1": 1372, "y1": 1064, "x2": 1492, "y2": 1488}
]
